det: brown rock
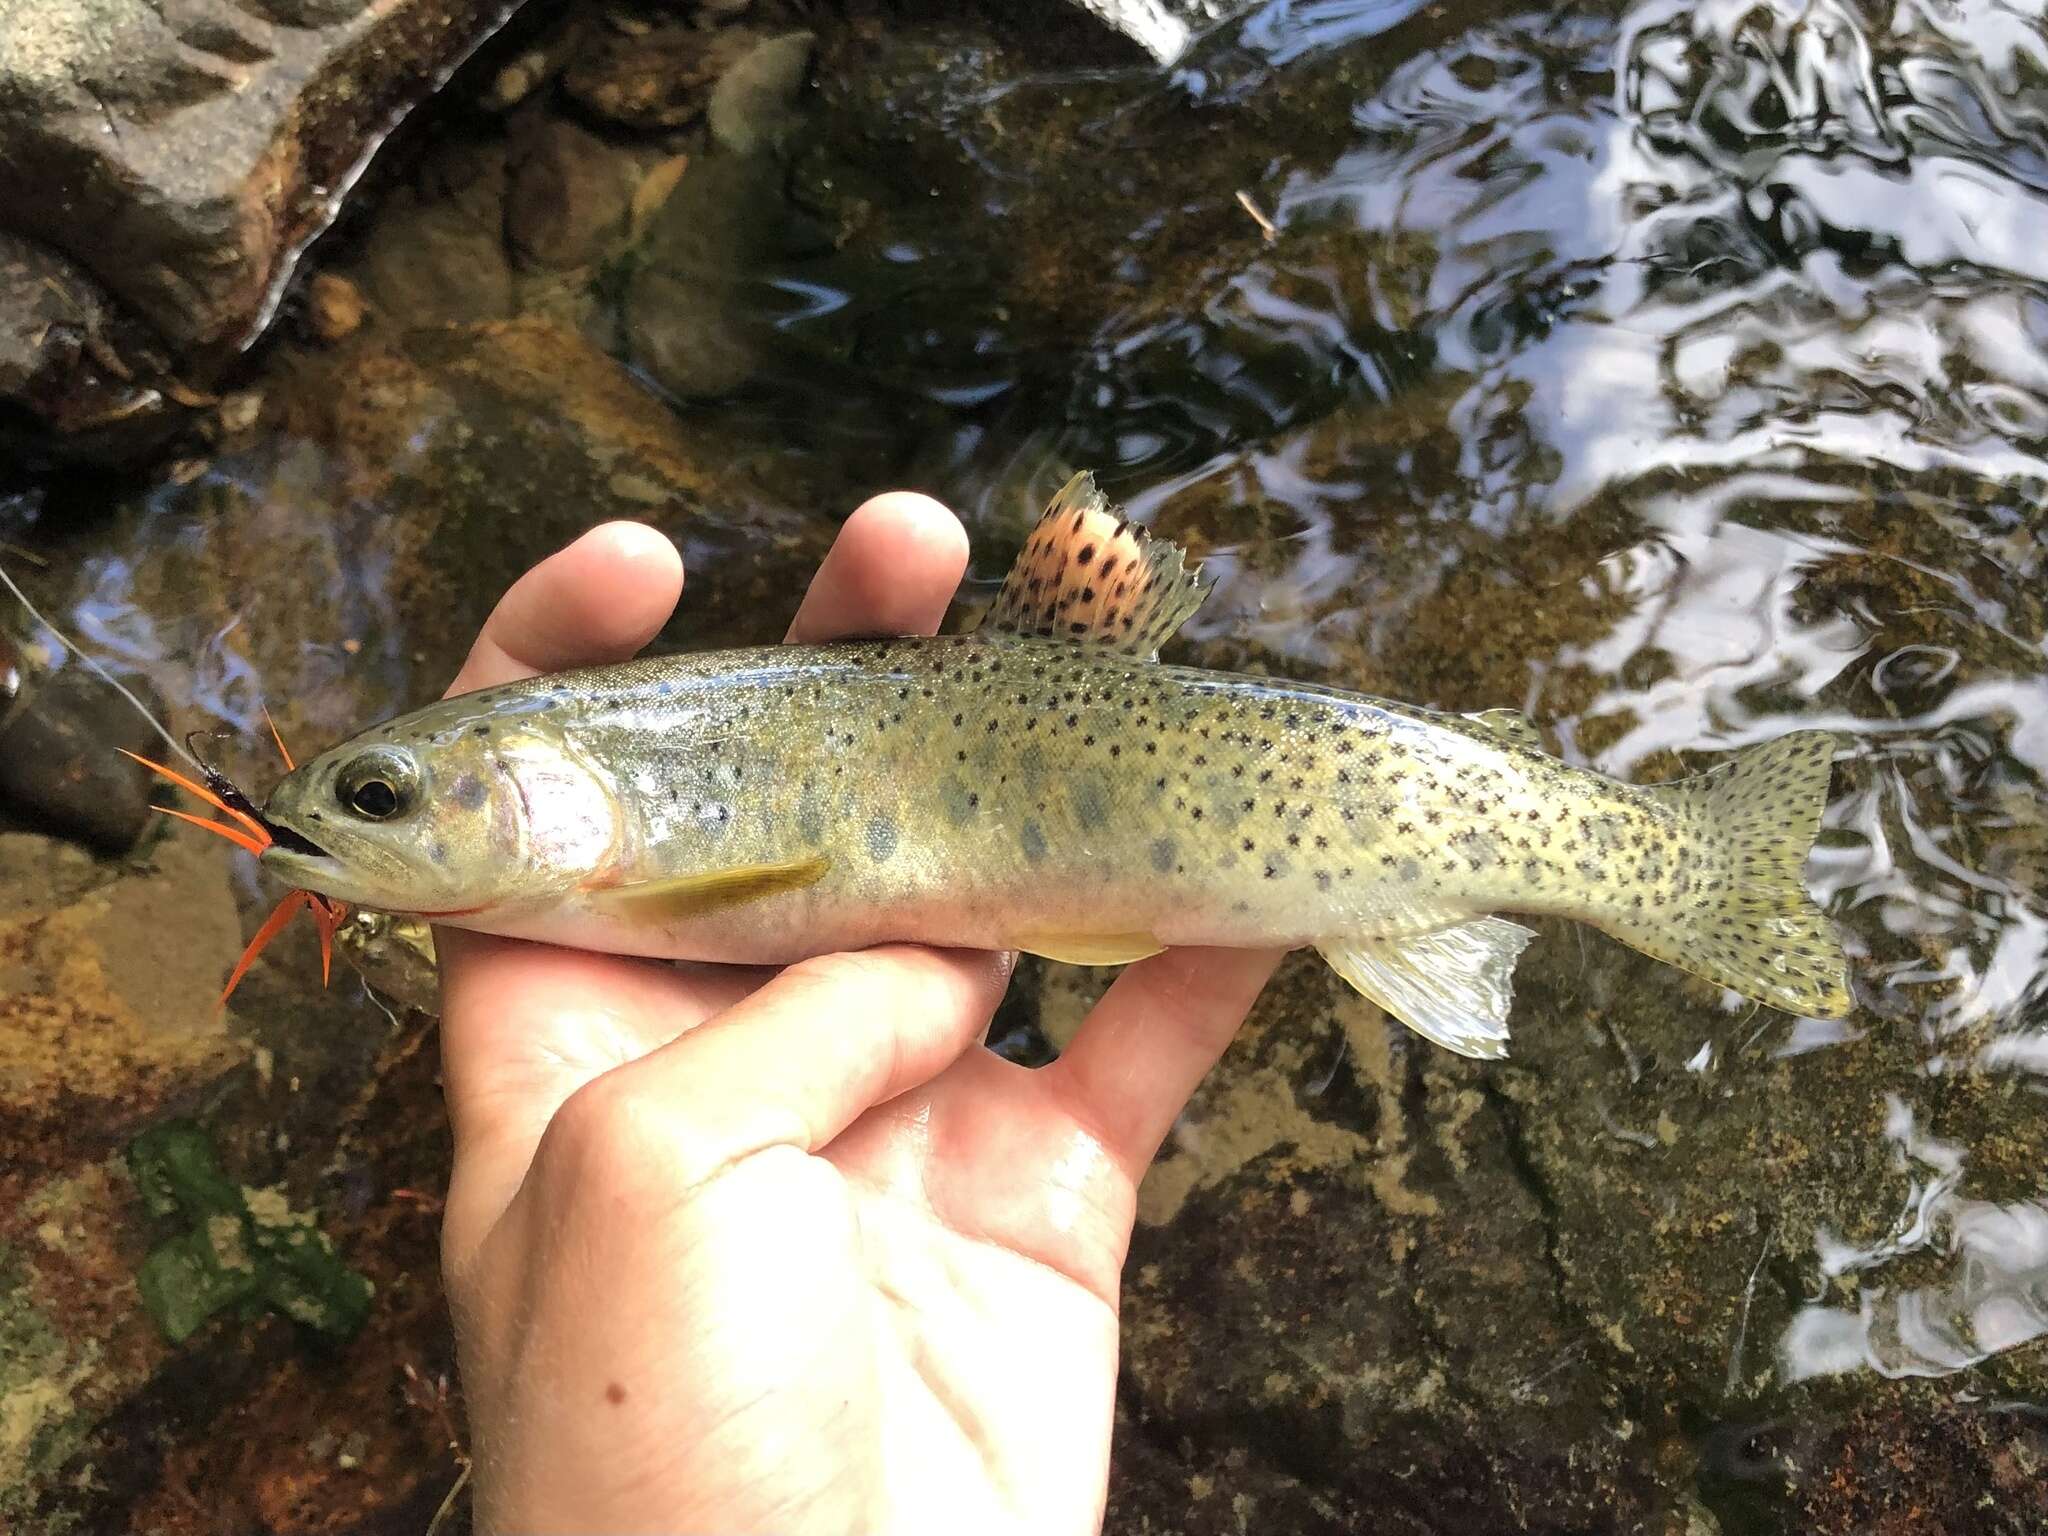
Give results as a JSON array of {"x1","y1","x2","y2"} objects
[
  {"x1": 563, "y1": 22, "x2": 764, "y2": 129},
  {"x1": 0, "y1": 232, "x2": 187, "y2": 457},
  {"x1": 350, "y1": 139, "x2": 518, "y2": 330},
  {"x1": 505, "y1": 117, "x2": 640, "y2": 270},
  {"x1": 707, "y1": 30, "x2": 816, "y2": 155},
  {"x1": 621, "y1": 150, "x2": 795, "y2": 399},
  {"x1": 0, "y1": 0, "x2": 530, "y2": 444},
  {"x1": 0, "y1": 831, "x2": 244, "y2": 1184}
]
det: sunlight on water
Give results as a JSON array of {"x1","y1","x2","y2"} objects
[{"x1": 987, "y1": 0, "x2": 2048, "y2": 1441}]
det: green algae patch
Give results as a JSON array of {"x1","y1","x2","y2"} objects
[{"x1": 126, "y1": 1121, "x2": 372, "y2": 1345}]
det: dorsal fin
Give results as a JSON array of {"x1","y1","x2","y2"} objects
[
  {"x1": 1463, "y1": 709, "x2": 1544, "y2": 752},
  {"x1": 976, "y1": 471, "x2": 1212, "y2": 658}
]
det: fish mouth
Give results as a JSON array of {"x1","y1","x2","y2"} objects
[
  {"x1": 258, "y1": 815, "x2": 333, "y2": 860},
  {"x1": 256, "y1": 834, "x2": 341, "y2": 883},
  {"x1": 253, "y1": 802, "x2": 348, "y2": 889},
  {"x1": 178, "y1": 730, "x2": 337, "y2": 860}
]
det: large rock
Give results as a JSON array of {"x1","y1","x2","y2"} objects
[
  {"x1": 0, "y1": 0, "x2": 529, "y2": 445},
  {"x1": 0, "y1": 234, "x2": 177, "y2": 456}
]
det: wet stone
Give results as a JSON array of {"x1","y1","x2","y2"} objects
[
  {"x1": 349, "y1": 138, "x2": 519, "y2": 330},
  {"x1": 302, "y1": 274, "x2": 367, "y2": 346},
  {"x1": 0, "y1": 232, "x2": 184, "y2": 458},
  {"x1": 0, "y1": 663, "x2": 170, "y2": 855},
  {"x1": 563, "y1": 22, "x2": 766, "y2": 129},
  {"x1": 0, "y1": 830, "x2": 245, "y2": 1187},
  {"x1": 0, "y1": 0, "x2": 527, "y2": 446},
  {"x1": 707, "y1": 30, "x2": 817, "y2": 155},
  {"x1": 621, "y1": 150, "x2": 802, "y2": 400},
  {"x1": 505, "y1": 115, "x2": 642, "y2": 272}
]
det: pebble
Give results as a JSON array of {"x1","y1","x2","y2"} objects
[{"x1": 306, "y1": 274, "x2": 366, "y2": 344}]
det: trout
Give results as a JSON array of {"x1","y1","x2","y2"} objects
[{"x1": 207, "y1": 475, "x2": 1850, "y2": 1056}]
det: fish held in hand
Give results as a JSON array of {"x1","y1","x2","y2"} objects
[{"x1": 198, "y1": 475, "x2": 1854, "y2": 1053}]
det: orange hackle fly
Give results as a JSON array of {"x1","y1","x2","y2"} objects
[{"x1": 123, "y1": 708, "x2": 349, "y2": 1007}]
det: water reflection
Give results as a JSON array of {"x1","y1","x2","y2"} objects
[
  {"x1": 3, "y1": 445, "x2": 424, "y2": 791},
  {"x1": 1053, "y1": 0, "x2": 2048, "y2": 1419},
  {"x1": 1784, "y1": 1098, "x2": 2048, "y2": 1381}
]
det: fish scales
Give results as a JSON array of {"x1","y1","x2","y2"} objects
[
  {"x1": 245, "y1": 472, "x2": 1853, "y2": 1058},
  {"x1": 427, "y1": 645, "x2": 1649, "y2": 951}
]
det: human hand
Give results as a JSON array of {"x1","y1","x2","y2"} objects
[{"x1": 435, "y1": 495, "x2": 1283, "y2": 1535}]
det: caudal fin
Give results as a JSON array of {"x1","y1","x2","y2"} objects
[{"x1": 1599, "y1": 731, "x2": 1851, "y2": 1019}]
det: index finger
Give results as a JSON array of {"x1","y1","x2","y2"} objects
[
  {"x1": 445, "y1": 520, "x2": 683, "y2": 697},
  {"x1": 786, "y1": 492, "x2": 967, "y2": 642}
]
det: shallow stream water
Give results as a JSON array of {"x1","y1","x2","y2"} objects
[{"x1": 3, "y1": 0, "x2": 2046, "y2": 1529}]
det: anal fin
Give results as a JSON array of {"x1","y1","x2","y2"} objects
[
  {"x1": 1014, "y1": 930, "x2": 1164, "y2": 966},
  {"x1": 1318, "y1": 916, "x2": 1537, "y2": 1060},
  {"x1": 591, "y1": 855, "x2": 831, "y2": 924}
]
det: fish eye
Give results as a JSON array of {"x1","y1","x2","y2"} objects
[{"x1": 335, "y1": 748, "x2": 419, "y2": 822}]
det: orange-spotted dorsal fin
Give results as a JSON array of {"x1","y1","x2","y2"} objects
[{"x1": 977, "y1": 471, "x2": 1212, "y2": 659}]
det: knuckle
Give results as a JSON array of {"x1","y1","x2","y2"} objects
[{"x1": 536, "y1": 1074, "x2": 682, "y2": 1194}]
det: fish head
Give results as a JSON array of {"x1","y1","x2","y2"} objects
[{"x1": 256, "y1": 705, "x2": 621, "y2": 918}]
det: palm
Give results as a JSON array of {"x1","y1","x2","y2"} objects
[
  {"x1": 432, "y1": 499, "x2": 1277, "y2": 1535},
  {"x1": 740, "y1": 1051, "x2": 1132, "y2": 1533}
]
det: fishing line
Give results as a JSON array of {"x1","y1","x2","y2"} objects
[{"x1": 0, "y1": 557, "x2": 204, "y2": 770}]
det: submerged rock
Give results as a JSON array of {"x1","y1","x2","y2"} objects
[
  {"x1": 0, "y1": 659, "x2": 170, "y2": 855},
  {"x1": 707, "y1": 30, "x2": 817, "y2": 155},
  {"x1": 303, "y1": 275, "x2": 367, "y2": 346},
  {"x1": 0, "y1": 0, "x2": 530, "y2": 448},
  {"x1": 505, "y1": 115, "x2": 642, "y2": 272},
  {"x1": 563, "y1": 20, "x2": 764, "y2": 129},
  {"x1": 621, "y1": 147, "x2": 805, "y2": 401},
  {"x1": 0, "y1": 831, "x2": 245, "y2": 1184},
  {"x1": 270, "y1": 313, "x2": 833, "y2": 657},
  {"x1": 351, "y1": 137, "x2": 520, "y2": 331}
]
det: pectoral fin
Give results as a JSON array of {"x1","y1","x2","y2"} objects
[
  {"x1": 1014, "y1": 930, "x2": 1164, "y2": 966},
  {"x1": 591, "y1": 855, "x2": 831, "y2": 924},
  {"x1": 1318, "y1": 916, "x2": 1538, "y2": 1059}
]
